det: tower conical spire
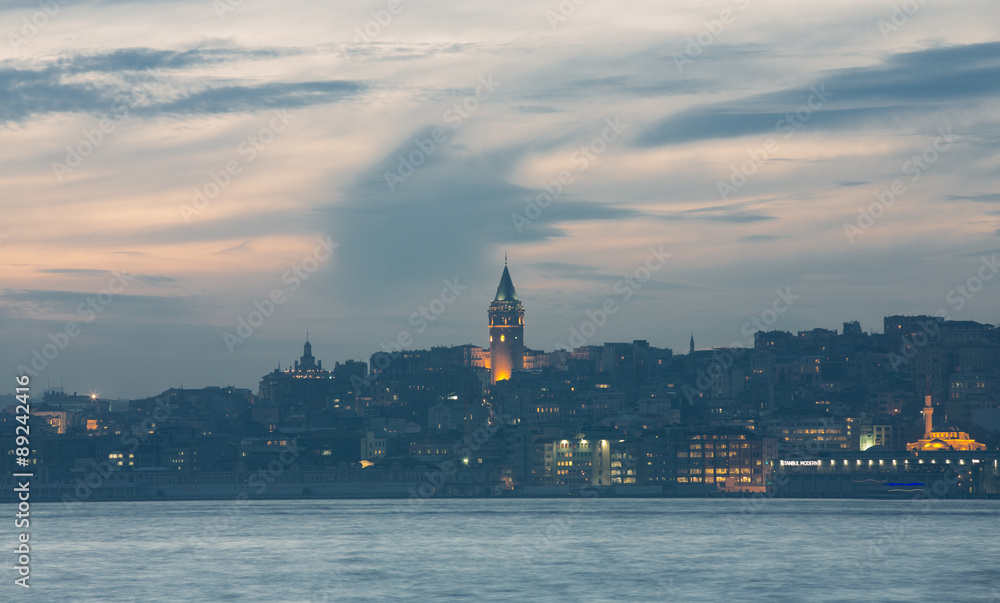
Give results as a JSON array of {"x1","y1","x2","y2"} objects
[{"x1": 494, "y1": 264, "x2": 518, "y2": 302}]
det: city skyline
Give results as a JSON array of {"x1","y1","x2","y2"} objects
[
  {"x1": 8, "y1": 252, "x2": 1000, "y2": 399},
  {"x1": 5, "y1": 3, "x2": 1000, "y2": 601},
  {"x1": 3, "y1": 2, "x2": 1000, "y2": 399}
]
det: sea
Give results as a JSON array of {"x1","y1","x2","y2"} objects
[{"x1": 3, "y1": 498, "x2": 998, "y2": 602}]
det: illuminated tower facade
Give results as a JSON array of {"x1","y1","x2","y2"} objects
[{"x1": 488, "y1": 261, "x2": 524, "y2": 384}]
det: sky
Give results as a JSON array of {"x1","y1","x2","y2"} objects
[{"x1": 1, "y1": 0, "x2": 999, "y2": 399}]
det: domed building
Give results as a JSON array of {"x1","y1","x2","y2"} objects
[{"x1": 907, "y1": 395, "x2": 986, "y2": 452}]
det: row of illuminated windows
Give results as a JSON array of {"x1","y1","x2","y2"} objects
[
  {"x1": 489, "y1": 315, "x2": 524, "y2": 326},
  {"x1": 691, "y1": 434, "x2": 747, "y2": 441},
  {"x1": 679, "y1": 451, "x2": 755, "y2": 458},
  {"x1": 680, "y1": 467, "x2": 756, "y2": 475},
  {"x1": 678, "y1": 476, "x2": 756, "y2": 483}
]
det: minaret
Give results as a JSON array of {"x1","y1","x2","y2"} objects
[
  {"x1": 923, "y1": 394, "x2": 934, "y2": 438},
  {"x1": 488, "y1": 258, "x2": 524, "y2": 384},
  {"x1": 690, "y1": 333, "x2": 695, "y2": 354}
]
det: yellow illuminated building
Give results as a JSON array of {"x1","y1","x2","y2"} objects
[
  {"x1": 543, "y1": 436, "x2": 612, "y2": 486},
  {"x1": 907, "y1": 394, "x2": 986, "y2": 452}
]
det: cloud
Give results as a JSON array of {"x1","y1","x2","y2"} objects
[
  {"x1": 835, "y1": 180, "x2": 869, "y2": 187},
  {"x1": 945, "y1": 193, "x2": 1000, "y2": 203},
  {"x1": 143, "y1": 80, "x2": 362, "y2": 116},
  {"x1": 650, "y1": 199, "x2": 779, "y2": 223},
  {"x1": 635, "y1": 42, "x2": 1000, "y2": 147},
  {"x1": 740, "y1": 234, "x2": 786, "y2": 243},
  {"x1": 54, "y1": 47, "x2": 291, "y2": 73},
  {"x1": 3, "y1": 3, "x2": 999, "y2": 397},
  {"x1": 0, "y1": 289, "x2": 196, "y2": 320},
  {"x1": 93, "y1": 209, "x2": 313, "y2": 247},
  {"x1": 513, "y1": 105, "x2": 560, "y2": 114},
  {"x1": 215, "y1": 240, "x2": 255, "y2": 255},
  {"x1": 341, "y1": 42, "x2": 478, "y2": 63},
  {"x1": 0, "y1": 67, "x2": 108, "y2": 123},
  {"x1": 36, "y1": 269, "x2": 175, "y2": 284},
  {"x1": 38, "y1": 268, "x2": 120, "y2": 277},
  {"x1": 134, "y1": 275, "x2": 176, "y2": 286},
  {"x1": 528, "y1": 262, "x2": 609, "y2": 283},
  {"x1": 0, "y1": 47, "x2": 363, "y2": 123},
  {"x1": 960, "y1": 248, "x2": 1000, "y2": 257},
  {"x1": 317, "y1": 123, "x2": 645, "y2": 309}
]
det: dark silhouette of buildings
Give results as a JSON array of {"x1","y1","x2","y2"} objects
[{"x1": 4, "y1": 276, "x2": 1000, "y2": 503}]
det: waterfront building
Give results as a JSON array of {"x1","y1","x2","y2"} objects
[
  {"x1": 675, "y1": 430, "x2": 778, "y2": 493},
  {"x1": 907, "y1": 395, "x2": 986, "y2": 452},
  {"x1": 542, "y1": 434, "x2": 612, "y2": 486}
]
